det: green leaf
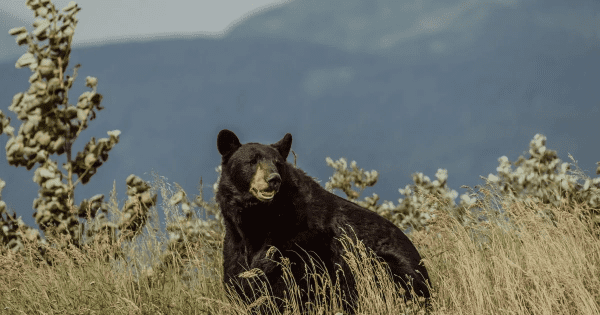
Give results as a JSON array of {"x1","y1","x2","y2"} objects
[
  {"x1": 32, "y1": 19, "x2": 50, "y2": 38},
  {"x1": 27, "y1": 0, "x2": 41, "y2": 10},
  {"x1": 84, "y1": 153, "x2": 97, "y2": 167},
  {"x1": 10, "y1": 93, "x2": 24, "y2": 110},
  {"x1": 28, "y1": 61, "x2": 39, "y2": 71},
  {"x1": 36, "y1": 131, "x2": 52, "y2": 146},
  {"x1": 29, "y1": 72, "x2": 40, "y2": 83},
  {"x1": 52, "y1": 138, "x2": 65, "y2": 152},
  {"x1": 15, "y1": 53, "x2": 36, "y2": 69},
  {"x1": 15, "y1": 33, "x2": 28, "y2": 46},
  {"x1": 32, "y1": 18, "x2": 45, "y2": 28},
  {"x1": 47, "y1": 78, "x2": 61, "y2": 91},
  {"x1": 8, "y1": 27, "x2": 27, "y2": 36},
  {"x1": 63, "y1": 1, "x2": 77, "y2": 12},
  {"x1": 77, "y1": 108, "x2": 88, "y2": 121}
]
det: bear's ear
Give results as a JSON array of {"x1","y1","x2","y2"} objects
[
  {"x1": 272, "y1": 133, "x2": 292, "y2": 160},
  {"x1": 217, "y1": 129, "x2": 242, "y2": 157}
]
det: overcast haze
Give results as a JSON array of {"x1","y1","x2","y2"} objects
[
  {"x1": 0, "y1": 0, "x2": 599, "y2": 236},
  {"x1": 0, "y1": 0, "x2": 289, "y2": 62}
]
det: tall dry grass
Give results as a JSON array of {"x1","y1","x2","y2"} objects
[{"x1": 1, "y1": 178, "x2": 599, "y2": 314}]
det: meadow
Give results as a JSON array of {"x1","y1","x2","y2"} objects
[{"x1": 2, "y1": 171, "x2": 599, "y2": 314}]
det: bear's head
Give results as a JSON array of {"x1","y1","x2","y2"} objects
[{"x1": 217, "y1": 129, "x2": 292, "y2": 202}]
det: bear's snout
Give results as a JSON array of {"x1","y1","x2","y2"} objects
[
  {"x1": 249, "y1": 161, "x2": 281, "y2": 201},
  {"x1": 267, "y1": 173, "x2": 281, "y2": 192}
]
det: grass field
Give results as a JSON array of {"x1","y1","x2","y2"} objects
[{"x1": 1, "y1": 175, "x2": 600, "y2": 314}]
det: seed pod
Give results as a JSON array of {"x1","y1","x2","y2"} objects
[
  {"x1": 38, "y1": 58, "x2": 55, "y2": 76},
  {"x1": 36, "y1": 6, "x2": 48, "y2": 18}
]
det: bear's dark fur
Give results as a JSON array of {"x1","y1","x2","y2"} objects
[{"x1": 216, "y1": 129, "x2": 431, "y2": 313}]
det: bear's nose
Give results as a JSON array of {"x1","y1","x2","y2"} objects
[{"x1": 267, "y1": 173, "x2": 281, "y2": 190}]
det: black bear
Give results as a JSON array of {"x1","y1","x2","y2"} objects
[{"x1": 216, "y1": 129, "x2": 431, "y2": 313}]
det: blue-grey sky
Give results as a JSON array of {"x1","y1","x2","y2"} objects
[
  {"x1": 1, "y1": 0, "x2": 599, "y2": 238},
  {"x1": 3, "y1": 0, "x2": 597, "y2": 62},
  {"x1": 1, "y1": 0, "x2": 288, "y2": 54}
]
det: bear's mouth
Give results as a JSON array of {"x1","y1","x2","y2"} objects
[{"x1": 251, "y1": 188, "x2": 276, "y2": 201}]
